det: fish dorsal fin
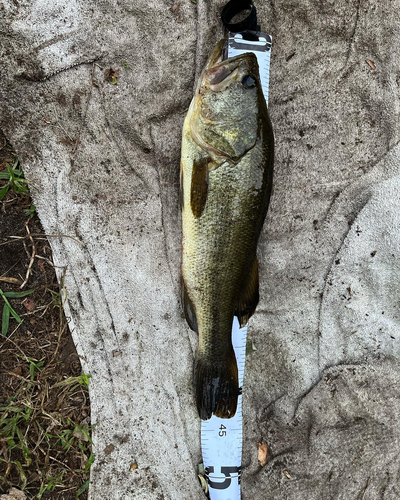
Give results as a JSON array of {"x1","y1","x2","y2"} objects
[
  {"x1": 190, "y1": 157, "x2": 209, "y2": 218},
  {"x1": 235, "y1": 257, "x2": 259, "y2": 328},
  {"x1": 181, "y1": 278, "x2": 198, "y2": 333}
]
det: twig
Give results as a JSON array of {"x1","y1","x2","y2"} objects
[
  {"x1": 8, "y1": 321, "x2": 23, "y2": 339},
  {"x1": 49, "y1": 454, "x2": 74, "y2": 473},
  {"x1": 51, "y1": 103, "x2": 75, "y2": 142},
  {"x1": 1, "y1": 195, "x2": 19, "y2": 206},
  {"x1": 5, "y1": 233, "x2": 84, "y2": 247},
  {"x1": 1, "y1": 333, "x2": 31, "y2": 361},
  {"x1": 41, "y1": 410, "x2": 62, "y2": 426},
  {"x1": 50, "y1": 322, "x2": 67, "y2": 364},
  {"x1": 32, "y1": 422, "x2": 47, "y2": 452},
  {"x1": 1, "y1": 260, "x2": 22, "y2": 278},
  {"x1": 35, "y1": 254, "x2": 66, "y2": 269},
  {"x1": 20, "y1": 219, "x2": 36, "y2": 289},
  {"x1": 361, "y1": 477, "x2": 371, "y2": 500},
  {"x1": 6, "y1": 372, "x2": 40, "y2": 386},
  {"x1": 0, "y1": 276, "x2": 23, "y2": 285},
  {"x1": 38, "y1": 109, "x2": 75, "y2": 142},
  {"x1": 22, "y1": 239, "x2": 30, "y2": 260}
]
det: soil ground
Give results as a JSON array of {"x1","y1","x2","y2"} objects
[{"x1": 0, "y1": 131, "x2": 91, "y2": 499}]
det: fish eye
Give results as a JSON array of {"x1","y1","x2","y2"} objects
[{"x1": 242, "y1": 75, "x2": 257, "y2": 89}]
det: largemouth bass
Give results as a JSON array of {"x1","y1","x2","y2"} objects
[{"x1": 181, "y1": 40, "x2": 274, "y2": 420}]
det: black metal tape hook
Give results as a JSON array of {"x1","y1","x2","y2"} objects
[{"x1": 221, "y1": 0, "x2": 260, "y2": 34}]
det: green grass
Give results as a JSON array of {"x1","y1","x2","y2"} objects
[
  {"x1": 55, "y1": 373, "x2": 92, "y2": 392},
  {"x1": 0, "y1": 159, "x2": 30, "y2": 200},
  {"x1": 0, "y1": 146, "x2": 92, "y2": 498},
  {"x1": 0, "y1": 381, "x2": 94, "y2": 498},
  {"x1": 0, "y1": 288, "x2": 35, "y2": 336},
  {"x1": 24, "y1": 204, "x2": 36, "y2": 218}
]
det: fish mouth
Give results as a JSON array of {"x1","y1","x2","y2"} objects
[
  {"x1": 203, "y1": 40, "x2": 235, "y2": 90},
  {"x1": 198, "y1": 39, "x2": 258, "y2": 93},
  {"x1": 204, "y1": 39, "x2": 226, "y2": 69},
  {"x1": 205, "y1": 65, "x2": 240, "y2": 91},
  {"x1": 204, "y1": 56, "x2": 244, "y2": 92}
]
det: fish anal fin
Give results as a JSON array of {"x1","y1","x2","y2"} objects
[
  {"x1": 235, "y1": 257, "x2": 259, "y2": 328},
  {"x1": 181, "y1": 278, "x2": 198, "y2": 333},
  {"x1": 190, "y1": 157, "x2": 209, "y2": 218},
  {"x1": 194, "y1": 348, "x2": 238, "y2": 420}
]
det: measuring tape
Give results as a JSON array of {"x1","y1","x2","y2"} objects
[
  {"x1": 200, "y1": 28, "x2": 272, "y2": 499},
  {"x1": 201, "y1": 317, "x2": 246, "y2": 499},
  {"x1": 228, "y1": 32, "x2": 272, "y2": 104}
]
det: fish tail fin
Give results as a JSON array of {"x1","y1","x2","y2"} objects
[{"x1": 194, "y1": 348, "x2": 239, "y2": 420}]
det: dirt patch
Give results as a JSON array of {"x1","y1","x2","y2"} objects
[{"x1": 0, "y1": 132, "x2": 92, "y2": 499}]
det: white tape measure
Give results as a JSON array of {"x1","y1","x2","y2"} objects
[
  {"x1": 200, "y1": 32, "x2": 272, "y2": 500},
  {"x1": 228, "y1": 32, "x2": 272, "y2": 104},
  {"x1": 201, "y1": 317, "x2": 247, "y2": 499}
]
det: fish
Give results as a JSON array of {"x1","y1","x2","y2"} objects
[{"x1": 180, "y1": 40, "x2": 274, "y2": 420}]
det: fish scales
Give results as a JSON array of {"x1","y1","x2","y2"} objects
[{"x1": 181, "y1": 40, "x2": 274, "y2": 420}]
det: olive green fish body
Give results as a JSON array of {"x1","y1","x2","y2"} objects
[{"x1": 181, "y1": 41, "x2": 274, "y2": 420}]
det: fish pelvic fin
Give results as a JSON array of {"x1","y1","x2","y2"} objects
[
  {"x1": 235, "y1": 257, "x2": 259, "y2": 328},
  {"x1": 181, "y1": 277, "x2": 198, "y2": 333},
  {"x1": 194, "y1": 348, "x2": 239, "y2": 420}
]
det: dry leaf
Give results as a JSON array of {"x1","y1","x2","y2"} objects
[
  {"x1": 104, "y1": 68, "x2": 119, "y2": 85},
  {"x1": 366, "y1": 59, "x2": 376, "y2": 70},
  {"x1": 257, "y1": 440, "x2": 268, "y2": 467},
  {"x1": 104, "y1": 444, "x2": 115, "y2": 455},
  {"x1": 13, "y1": 366, "x2": 22, "y2": 376},
  {"x1": 197, "y1": 474, "x2": 209, "y2": 494},
  {"x1": 38, "y1": 260, "x2": 46, "y2": 272},
  {"x1": 171, "y1": 2, "x2": 180, "y2": 13},
  {"x1": 59, "y1": 137, "x2": 76, "y2": 147},
  {"x1": 22, "y1": 298, "x2": 36, "y2": 312}
]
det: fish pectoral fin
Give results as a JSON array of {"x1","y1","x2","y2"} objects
[
  {"x1": 194, "y1": 348, "x2": 239, "y2": 420},
  {"x1": 181, "y1": 278, "x2": 198, "y2": 333},
  {"x1": 235, "y1": 257, "x2": 260, "y2": 328},
  {"x1": 190, "y1": 157, "x2": 209, "y2": 218}
]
